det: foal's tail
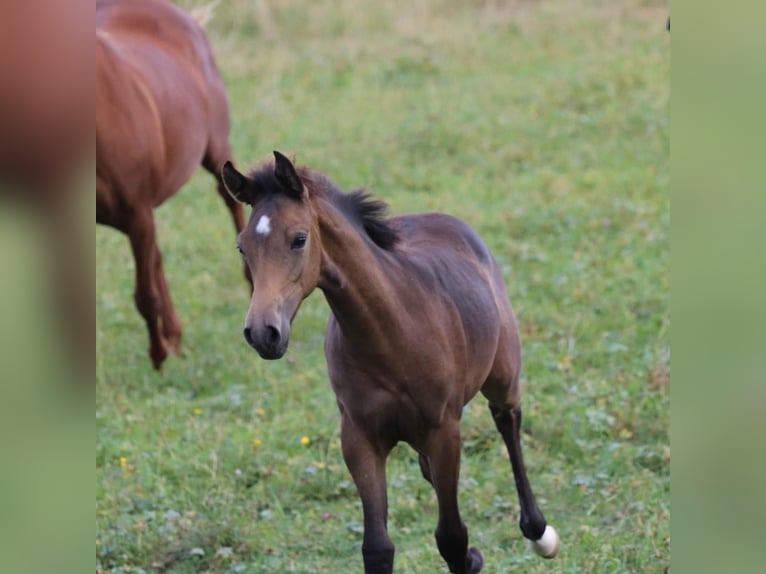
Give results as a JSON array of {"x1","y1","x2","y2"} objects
[{"x1": 190, "y1": 0, "x2": 220, "y2": 27}]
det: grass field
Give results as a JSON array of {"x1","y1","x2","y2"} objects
[{"x1": 96, "y1": 1, "x2": 669, "y2": 572}]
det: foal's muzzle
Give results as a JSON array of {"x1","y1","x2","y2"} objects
[{"x1": 243, "y1": 323, "x2": 288, "y2": 360}]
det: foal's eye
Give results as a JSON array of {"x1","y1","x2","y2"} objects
[
  {"x1": 236, "y1": 245, "x2": 244, "y2": 256},
  {"x1": 291, "y1": 234, "x2": 307, "y2": 250}
]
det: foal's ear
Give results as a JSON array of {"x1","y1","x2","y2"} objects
[
  {"x1": 221, "y1": 161, "x2": 252, "y2": 204},
  {"x1": 273, "y1": 150, "x2": 304, "y2": 200}
]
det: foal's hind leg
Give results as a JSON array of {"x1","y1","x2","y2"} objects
[
  {"x1": 127, "y1": 208, "x2": 172, "y2": 369},
  {"x1": 422, "y1": 421, "x2": 484, "y2": 574},
  {"x1": 488, "y1": 402, "x2": 560, "y2": 558},
  {"x1": 482, "y1": 314, "x2": 559, "y2": 558}
]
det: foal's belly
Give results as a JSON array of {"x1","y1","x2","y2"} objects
[{"x1": 326, "y1": 318, "x2": 498, "y2": 446}]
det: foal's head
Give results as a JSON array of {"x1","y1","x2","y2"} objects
[{"x1": 221, "y1": 152, "x2": 321, "y2": 359}]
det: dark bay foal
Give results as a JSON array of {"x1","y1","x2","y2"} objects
[{"x1": 223, "y1": 152, "x2": 559, "y2": 573}]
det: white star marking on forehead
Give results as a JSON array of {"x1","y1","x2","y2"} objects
[{"x1": 255, "y1": 215, "x2": 271, "y2": 236}]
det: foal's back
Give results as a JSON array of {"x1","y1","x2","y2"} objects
[
  {"x1": 392, "y1": 212, "x2": 518, "y2": 385},
  {"x1": 391, "y1": 212, "x2": 504, "y2": 324},
  {"x1": 97, "y1": 0, "x2": 229, "y2": 209}
]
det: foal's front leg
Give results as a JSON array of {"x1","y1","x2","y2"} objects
[
  {"x1": 424, "y1": 421, "x2": 484, "y2": 574},
  {"x1": 340, "y1": 413, "x2": 395, "y2": 574}
]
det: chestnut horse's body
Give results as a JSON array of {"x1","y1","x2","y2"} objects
[
  {"x1": 97, "y1": 0, "x2": 245, "y2": 368},
  {"x1": 223, "y1": 153, "x2": 559, "y2": 573}
]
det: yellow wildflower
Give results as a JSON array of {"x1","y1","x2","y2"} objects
[
  {"x1": 253, "y1": 438, "x2": 263, "y2": 447},
  {"x1": 193, "y1": 408, "x2": 203, "y2": 415},
  {"x1": 300, "y1": 436, "x2": 311, "y2": 446},
  {"x1": 556, "y1": 355, "x2": 573, "y2": 372},
  {"x1": 119, "y1": 456, "x2": 128, "y2": 469}
]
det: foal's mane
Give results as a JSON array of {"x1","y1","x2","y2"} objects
[
  {"x1": 303, "y1": 169, "x2": 399, "y2": 251},
  {"x1": 248, "y1": 162, "x2": 399, "y2": 251}
]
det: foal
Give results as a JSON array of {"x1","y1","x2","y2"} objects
[
  {"x1": 223, "y1": 152, "x2": 559, "y2": 573},
  {"x1": 97, "y1": 0, "x2": 246, "y2": 368}
]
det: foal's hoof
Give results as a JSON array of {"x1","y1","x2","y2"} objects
[
  {"x1": 526, "y1": 525, "x2": 560, "y2": 559},
  {"x1": 466, "y1": 547, "x2": 484, "y2": 573}
]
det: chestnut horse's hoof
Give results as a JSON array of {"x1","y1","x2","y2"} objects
[
  {"x1": 150, "y1": 342, "x2": 168, "y2": 370},
  {"x1": 526, "y1": 525, "x2": 560, "y2": 559},
  {"x1": 466, "y1": 547, "x2": 484, "y2": 573},
  {"x1": 167, "y1": 333, "x2": 182, "y2": 357}
]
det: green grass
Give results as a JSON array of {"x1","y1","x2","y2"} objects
[{"x1": 96, "y1": 1, "x2": 669, "y2": 572}]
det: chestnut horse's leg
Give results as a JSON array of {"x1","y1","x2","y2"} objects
[
  {"x1": 202, "y1": 152, "x2": 250, "y2": 286},
  {"x1": 152, "y1": 242, "x2": 182, "y2": 356},
  {"x1": 203, "y1": 153, "x2": 245, "y2": 235},
  {"x1": 423, "y1": 422, "x2": 484, "y2": 574},
  {"x1": 340, "y1": 413, "x2": 395, "y2": 574},
  {"x1": 126, "y1": 208, "x2": 172, "y2": 369},
  {"x1": 489, "y1": 403, "x2": 559, "y2": 558}
]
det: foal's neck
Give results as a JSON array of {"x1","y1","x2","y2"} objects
[{"x1": 313, "y1": 197, "x2": 400, "y2": 349}]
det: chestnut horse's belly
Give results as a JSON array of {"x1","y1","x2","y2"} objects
[
  {"x1": 96, "y1": 2, "x2": 217, "y2": 209},
  {"x1": 98, "y1": 43, "x2": 209, "y2": 207}
]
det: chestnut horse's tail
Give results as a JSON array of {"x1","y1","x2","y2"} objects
[{"x1": 190, "y1": 0, "x2": 220, "y2": 27}]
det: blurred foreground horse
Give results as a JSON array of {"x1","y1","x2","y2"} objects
[
  {"x1": 223, "y1": 152, "x2": 560, "y2": 574},
  {"x1": 97, "y1": 0, "x2": 246, "y2": 369},
  {"x1": 0, "y1": 0, "x2": 93, "y2": 376}
]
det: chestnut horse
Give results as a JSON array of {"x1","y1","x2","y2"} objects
[
  {"x1": 97, "y1": 0, "x2": 246, "y2": 369},
  {"x1": 222, "y1": 152, "x2": 560, "y2": 573}
]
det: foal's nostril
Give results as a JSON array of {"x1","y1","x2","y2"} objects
[
  {"x1": 244, "y1": 324, "x2": 281, "y2": 353},
  {"x1": 265, "y1": 325, "x2": 280, "y2": 346}
]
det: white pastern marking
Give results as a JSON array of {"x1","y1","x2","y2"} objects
[
  {"x1": 255, "y1": 215, "x2": 271, "y2": 236},
  {"x1": 526, "y1": 525, "x2": 560, "y2": 558}
]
